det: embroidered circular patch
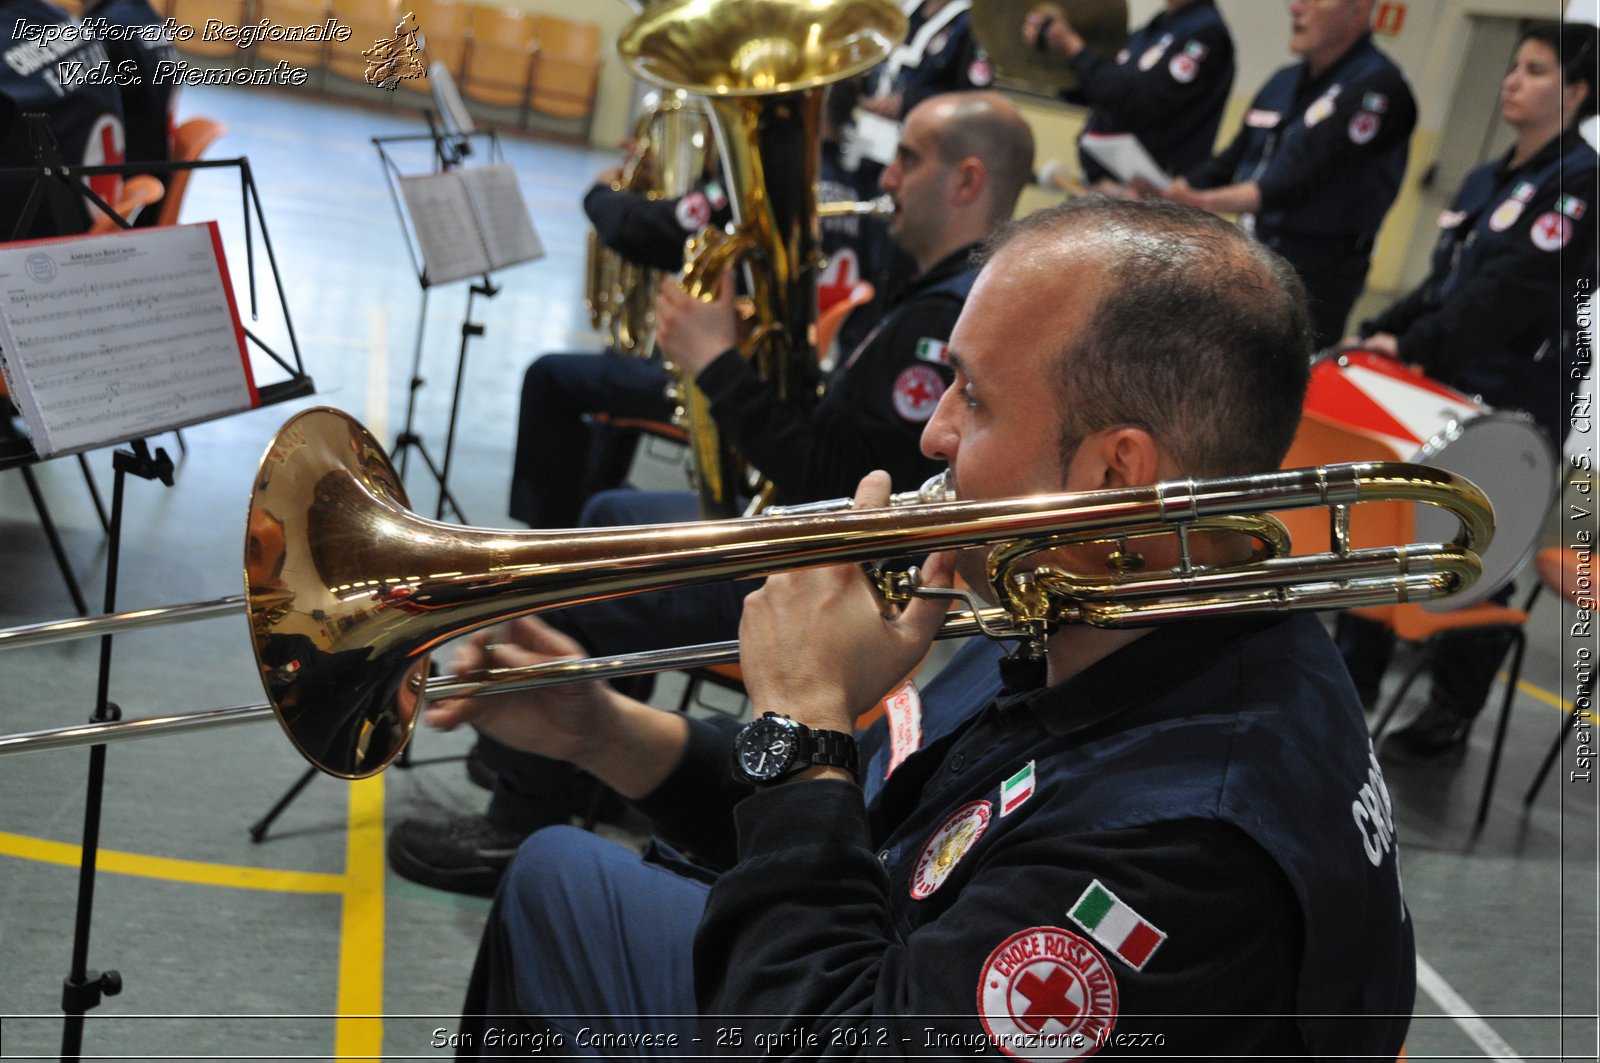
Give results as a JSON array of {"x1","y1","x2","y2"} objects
[
  {"x1": 1529, "y1": 211, "x2": 1573, "y2": 251},
  {"x1": 1168, "y1": 53, "x2": 1197, "y2": 84},
  {"x1": 1347, "y1": 110, "x2": 1381, "y2": 145},
  {"x1": 978, "y1": 927, "x2": 1118, "y2": 1060},
  {"x1": 892, "y1": 364, "x2": 946, "y2": 421},
  {"x1": 1489, "y1": 198, "x2": 1524, "y2": 232},
  {"x1": 1303, "y1": 95, "x2": 1335, "y2": 127},
  {"x1": 911, "y1": 800, "x2": 991, "y2": 899},
  {"x1": 675, "y1": 191, "x2": 711, "y2": 231}
]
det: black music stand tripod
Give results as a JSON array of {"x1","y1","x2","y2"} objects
[{"x1": 375, "y1": 121, "x2": 506, "y2": 524}]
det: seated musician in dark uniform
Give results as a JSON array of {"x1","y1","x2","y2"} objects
[
  {"x1": 81, "y1": 0, "x2": 178, "y2": 218},
  {"x1": 1, "y1": 0, "x2": 126, "y2": 241},
  {"x1": 435, "y1": 198, "x2": 1416, "y2": 1057},
  {"x1": 388, "y1": 92, "x2": 1036, "y2": 897},
  {"x1": 1337, "y1": 21, "x2": 1599, "y2": 758}
]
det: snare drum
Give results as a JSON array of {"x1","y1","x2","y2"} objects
[{"x1": 1304, "y1": 349, "x2": 1557, "y2": 609}]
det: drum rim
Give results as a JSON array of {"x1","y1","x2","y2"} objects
[{"x1": 1410, "y1": 410, "x2": 1559, "y2": 612}]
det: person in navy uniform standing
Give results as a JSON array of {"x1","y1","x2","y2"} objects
[
  {"x1": 1161, "y1": 0, "x2": 1417, "y2": 347},
  {"x1": 859, "y1": 0, "x2": 992, "y2": 125},
  {"x1": 1337, "y1": 21, "x2": 1599, "y2": 759},
  {"x1": 437, "y1": 198, "x2": 1414, "y2": 1058},
  {"x1": 1021, "y1": 0, "x2": 1235, "y2": 193},
  {"x1": 0, "y1": 0, "x2": 125, "y2": 241}
]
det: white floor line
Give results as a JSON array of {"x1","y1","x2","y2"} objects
[
  {"x1": 1415, "y1": 954, "x2": 1525, "y2": 1061},
  {"x1": 366, "y1": 303, "x2": 389, "y2": 443}
]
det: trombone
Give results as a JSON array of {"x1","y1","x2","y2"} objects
[{"x1": 0, "y1": 407, "x2": 1492, "y2": 778}]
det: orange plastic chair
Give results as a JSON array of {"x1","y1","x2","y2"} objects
[
  {"x1": 167, "y1": 0, "x2": 251, "y2": 59},
  {"x1": 326, "y1": 0, "x2": 400, "y2": 85},
  {"x1": 155, "y1": 117, "x2": 227, "y2": 228},
  {"x1": 254, "y1": 0, "x2": 333, "y2": 74},
  {"x1": 460, "y1": 4, "x2": 538, "y2": 115},
  {"x1": 405, "y1": 0, "x2": 472, "y2": 94},
  {"x1": 529, "y1": 15, "x2": 602, "y2": 124},
  {"x1": 1280, "y1": 412, "x2": 1531, "y2": 832},
  {"x1": 87, "y1": 174, "x2": 166, "y2": 234},
  {"x1": 1523, "y1": 546, "x2": 1593, "y2": 807}
]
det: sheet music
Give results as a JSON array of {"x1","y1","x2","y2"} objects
[
  {"x1": 1079, "y1": 133, "x2": 1172, "y2": 190},
  {"x1": 847, "y1": 108, "x2": 901, "y2": 168},
  {"x1": 398, "y1": 170, "x2": 490, "y2": 286},
  {"x1": 0, "y1": 222, "x2": 256, "y2": 457},
  {"x1": 462, "y1": 163, "x2": 544, "y2": 273}
]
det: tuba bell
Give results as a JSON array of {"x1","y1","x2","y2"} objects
[
  {"x1": 583, "y1": 89, "x2": 713, "y2": 358},
  {"x1": 617, "y1": 0, "x2": 908, "y2": 516}
]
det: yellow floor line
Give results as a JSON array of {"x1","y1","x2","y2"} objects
[
  {"x1": 1509, "y1": 674, "x2": 1594, "y2": 720},
  {"x1": 0, "y1": 831, "x2": 347, "y2": 894},
  {"x1": 334, "y1": 774, "x2": 386, "y2": 1058}
]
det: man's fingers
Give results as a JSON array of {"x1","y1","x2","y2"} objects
[{"x1": 853, "y1": 469, "x2": 892, "y2": 510}]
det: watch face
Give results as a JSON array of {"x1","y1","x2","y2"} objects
[{"x1": 736, "y1": 716, "x2": 799, "y2": 781}]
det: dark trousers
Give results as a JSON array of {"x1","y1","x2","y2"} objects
[
  {"x1": 1335, "y1": 584, "x2": 1520, "y2": 722},
  {"x1": 457, "y1": 826, "x2": 708, "y2": 1057},
  {"x1": 510, "y1": 351, "x2": 675, "y2": 528},
  {"x1": 482, "y1": 489, "x2": 754, "y2": 833}
]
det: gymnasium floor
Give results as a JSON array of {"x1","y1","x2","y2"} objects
[{"x1": 0, "y1": 85, "x2": 1595, "y2": 1061}]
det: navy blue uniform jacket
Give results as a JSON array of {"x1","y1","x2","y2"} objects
[
  {"x1": 1363, "y1": 133, "x2": 1599, "y2": 442},
  {"x1": 644, "y1": 616, "x2": 1416, "y2": 1057}
]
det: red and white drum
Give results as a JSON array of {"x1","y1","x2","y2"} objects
[{"x1": 1305, "y1": 349, "x2": 1557, "y2": 609}]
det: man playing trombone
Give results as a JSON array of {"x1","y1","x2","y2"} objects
[{"x1": 436, "y1": 198, "x2": 1415, "y2": 1055}]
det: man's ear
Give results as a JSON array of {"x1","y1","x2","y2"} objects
[
  {"x1": 950, "y1": 158, "x2": 987, "y2": 206},
  {"x1": 1070, "y1": 427, "x2": 1163, "y2": 490}
]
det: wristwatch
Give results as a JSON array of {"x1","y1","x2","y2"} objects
[{"x1": 731, "y1": 712, "x2": 859, "y2": 785}]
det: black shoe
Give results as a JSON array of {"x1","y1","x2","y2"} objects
[
  {"x1": 387, "y1": 814, "x2": 527, "y2": 897},
  {"x1": 1383, "y1": 700, "x2": 1473, "y2": 760}
]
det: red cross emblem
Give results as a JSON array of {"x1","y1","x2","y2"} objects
[
  {"x1": 675, "y1": 191, "x2": 711, "y2": 231},
  {"x1": 816, "y1": 247, "x2": 860, "y2": 313},
  {"x1": 978, "y1": 927, "x2": 1118, "y2": 1060},
  {"x1": 1530, "y1": 211, "x2": 1572, "y2": 252},
  {"x1": 892, "y1": 364, "x2": 945, "y2": 422},
  {"x1": 1015, "y1": 966, "x2": 1082, "y2": 1031}
]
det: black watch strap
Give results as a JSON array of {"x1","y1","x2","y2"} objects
[{"x1": 804, "y1": 726, "x2": 860, "y2": 779}]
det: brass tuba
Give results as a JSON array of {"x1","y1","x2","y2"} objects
[
  {"x1": 583, "y1": 89, "x2": 713, "y2": 357},
  {"x1": 617, "y1": 0, "x2": 908, "y2": 516}
]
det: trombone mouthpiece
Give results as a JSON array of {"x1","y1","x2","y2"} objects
[
  {"x1": 911, "y1": 471, "x2": 956, "y2": 505},
  {"x1": 760, "y1": 471, "x2": 954, "y2": 517}
]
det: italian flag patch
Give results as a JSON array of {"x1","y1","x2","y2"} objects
[
  {"x1": 998, "y1": 760, "x2": 1035, "y2": 816},
  {"x1": 915, "y1": 337, "x2": 950, "y2": 364},
  {"x1": 1069, "y1": 880, "x2": 1167, "y2": 971}
]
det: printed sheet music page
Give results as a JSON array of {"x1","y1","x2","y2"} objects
[
  {"x1": 398, "y1": 163, "x2": 544, "y2": 287},
  {"x1": 0, "y1": 222, "x2": 257, "y2": 458}
]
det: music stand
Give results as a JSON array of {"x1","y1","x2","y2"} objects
[
  {"x1": 372, "y1": 119, "x2": 506, "y2": 524},
  {"x1": 0, "y1": 133, "x2": 313, "y2": 1063}
]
